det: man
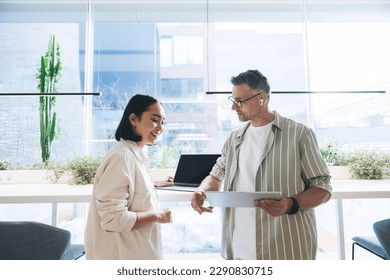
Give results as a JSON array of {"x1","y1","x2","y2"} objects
[{"x1": 191, "y1": 69, "x2": 332, "y2": 260}]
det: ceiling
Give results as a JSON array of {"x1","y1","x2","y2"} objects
[{"x1": 0, "y1": 0, "x2": 389, "y2": 22}]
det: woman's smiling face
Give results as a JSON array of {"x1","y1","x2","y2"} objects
[{"x1": 130, "y1": 102, "x2": 166, "y2": 148}]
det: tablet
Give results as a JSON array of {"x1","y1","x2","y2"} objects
[{"x1": 205, "y1": 191, "x2": 282, "y2": 208}]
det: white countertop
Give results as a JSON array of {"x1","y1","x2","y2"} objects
[{"x1": 0, "y1": 179, "x2": 389, "y2": 204}]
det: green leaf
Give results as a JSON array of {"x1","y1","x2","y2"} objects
[{"x1": 50, "y1": 112, "x2": 57, "y2": 142}]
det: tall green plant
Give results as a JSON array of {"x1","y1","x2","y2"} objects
[{"x1": 36, "y1": 35, "x2": 62, "y2": 164}]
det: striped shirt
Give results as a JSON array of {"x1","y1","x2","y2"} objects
[{"x1": 210, "y1": 111, "x2": 332, "y2": 260}]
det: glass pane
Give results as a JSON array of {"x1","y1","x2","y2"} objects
[
  {"x1": 211, "y1": 22, "x2": 308, "y2": 132},
  {"x1": 306, "y1": 3, "x2": 390, "y2": 150},
  {"x1": 0, "y1": 3, "x2": 88, "y2": 166},
  {"x1": 90, "y1": 22, "x2": 161, "y2": 156}
]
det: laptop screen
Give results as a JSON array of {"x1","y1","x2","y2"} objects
[{"x1": 174, "y1": 154, "x2": 220, "y2": 185}]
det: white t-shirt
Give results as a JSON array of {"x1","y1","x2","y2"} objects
[{"x1": 232, "y1": 121, "x2": 273, "y2": 260}]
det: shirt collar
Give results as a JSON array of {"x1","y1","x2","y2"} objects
[
  {"x1": 236, "y1": 111, "x2": 282, "y2": 140},
  {"x1": 272, "y1": 111, "x2": 283, "y2": 131},
  {"x1": 122, "y1": 139, "x2": 147, "y2": 164}
]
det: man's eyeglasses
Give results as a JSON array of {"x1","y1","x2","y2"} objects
[{"x1": 228, "y1": 93, "x2": 261, "y2": 108}]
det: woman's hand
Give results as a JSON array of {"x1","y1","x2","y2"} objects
[
  {"x1": 156, "y1": 208, "x2": 172, "y2": 223},
  {"x1": 134, "y1": 208, "x2": 172, "y2": 228},
  {"x1": 154, "y1": 176, "x2": 174, "y2": 187}
]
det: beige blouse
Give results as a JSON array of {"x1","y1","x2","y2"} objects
[{"x1": 84, "y1": 140, "x2": 162, "y2": 259}]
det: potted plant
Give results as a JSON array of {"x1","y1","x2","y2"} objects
[
  {"x1": 36, "y1": 34, "x2": 62, "y2": 165},
  {"x1": 320, "y1": 140, "x2": 390, "y2": 180},
  {"x1": 348, "y1": 150, "x2": 390, "y2": 180},
  {"x1": 0, "y1": 163, "x2": 56, "y2": 184},
  {"x1": 65, "y1": 156, "x2": 101, "y2": 185},
  {"x1": 320, "y1": 140, "x2": 351, "y2": 179},
  {"x1": 0, "y1": 156, "x2": 101, "y2": 185},
  {"x1": 0, "y1": 160, "x2": 10, "y2": 171}
]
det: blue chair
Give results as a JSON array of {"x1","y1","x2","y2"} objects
[
  {"x1": 352, "y1": 218, "x2": 390, "y2": 260},
  {"x1": 0, "y1": 221, "x2": 85, "y2": 260}
]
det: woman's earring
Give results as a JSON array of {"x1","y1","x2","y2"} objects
[{"x1": 260, "y1": 99, "x2": 264, "y2": 106}]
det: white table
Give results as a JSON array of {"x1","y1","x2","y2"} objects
[
  {"x1": 0, "y1": 184, "x2": 92, "y2": 226},
  {"x1": 1, "y1": 179, "x2": 390, "y2": 260},
  {"x1": 0, "y1": 184, "x2": 192, "y2": 226},
  {"x1": 328, "y1": 179, "x2": 390, "y2": 259}
]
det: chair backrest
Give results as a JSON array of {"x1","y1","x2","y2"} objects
[
  {"x1": 0, "y1": 221, "x2": 71, "y2": 260},
  {"x1": 373, "y1": 218, "x2": 390, "y2": 259}
]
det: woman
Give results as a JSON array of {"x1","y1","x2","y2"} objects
[{"x1": 84, "y1": 94, "x2": 173, "y2": 260}]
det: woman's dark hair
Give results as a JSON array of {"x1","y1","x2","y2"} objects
[
  {"x1": 230, "y1": 69, "x2": 271, "y2": 97},
  {"x1": 115, "y1": 94, "x2": 159, "y2": 142}
]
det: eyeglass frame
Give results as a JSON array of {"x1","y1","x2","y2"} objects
[{"x1": 228, "y1": 92, "x2": 262, "y2": 108}]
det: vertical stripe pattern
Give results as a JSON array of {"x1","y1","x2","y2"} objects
[{"x1": 211, "y1": 111, "x2": 332, "y2": 260}]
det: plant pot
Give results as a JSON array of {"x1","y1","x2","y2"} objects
[
  {"x1": 0, "y1": 170, "x2": 70, "y2": 184},
  {"x1": 328, "y1": 166, "x2": 352, "y2": 179}
]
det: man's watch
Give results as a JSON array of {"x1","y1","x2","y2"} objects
[{"x1": 287, "y1": 197, "x2": 300, "y2": 215}]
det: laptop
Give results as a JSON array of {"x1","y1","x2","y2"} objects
[{"x1": 156, "y1": 154, "x2": 220, "y2": 192}]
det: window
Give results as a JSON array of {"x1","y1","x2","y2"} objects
[
  {"x1": 1, "y1": 0, "x2": 390, "y2": 259},
  {"x1": 0, "y1": 3, "x2": 88, "y2": 165},
  {"x1": 161, "y1": 36, "x2": 203, "y2": 67}
]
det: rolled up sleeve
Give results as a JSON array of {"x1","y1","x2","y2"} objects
[{"x1": 94, "y1": 154, "x2": 137, "y2": 232}]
